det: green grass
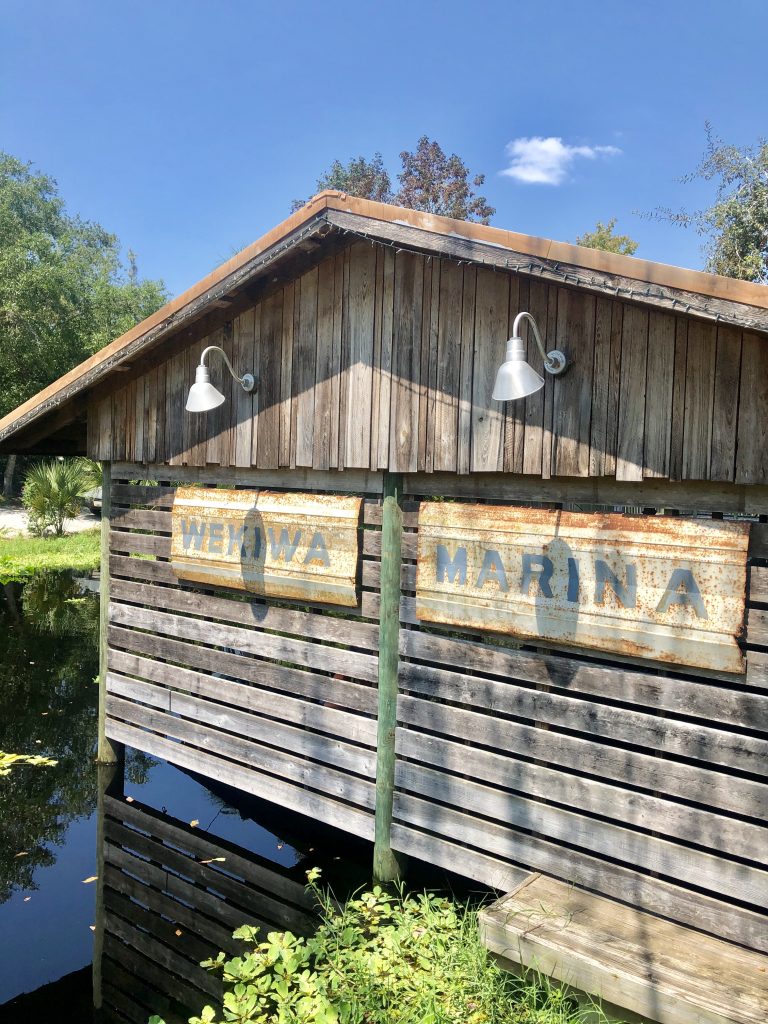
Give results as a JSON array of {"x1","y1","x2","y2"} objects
[
  {"x1": 0, "y1": 527, "x2": 101, "y2": 581},
  {"x1": 151, "y1": 880, "x2": 617, "y2": 1024}
]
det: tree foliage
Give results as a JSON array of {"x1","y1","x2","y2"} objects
[
  {"x1": 575, "y1": 217, "x2": 639, "y2": 255},
  {"x1": 290, "y1": 154, "x2": 393, "y2": 212},
  {"x1": 654, "y1": 125, "x2": 768, "y2": 283},
  {"x1": 396, "y1": 136, "x2": 495, "y2": 224},
  {"x1": 292, "y1": 137, "x2": 495, "y2": 224},
  {"x1": 0, "y1": 152, "x2": 168, "y2": 420},
  {"x1": 21, "y1": 458, "x2": 98, "y2": 536}
]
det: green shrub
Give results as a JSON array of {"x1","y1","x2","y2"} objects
[
  {"x1": 21, "y1": 459, "x2": 98, "y2": 536},
  {"x1": 151, "y1": 874, "x2": 601, "y2": 1024}
]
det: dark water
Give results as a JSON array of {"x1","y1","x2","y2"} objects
[{"x1": 0, "y1": 570, "x2": 459, "y2": 1023}]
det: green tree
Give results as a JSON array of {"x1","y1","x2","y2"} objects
[
  {"x1": 291, "y1": 137, "x2": 495, "y2": 224},
  {"x1": 654, "y1": 125, "x2": 768, "y2": 283},
  {"x1": 0, "y1": 152, "x2": 167, "y2": 494},
  {"x1": 575, "y1": 217, "x2": 639, "y2": 255},
  {"x1": 291, "y1": 153, "x2": 393, "y2": 212}
]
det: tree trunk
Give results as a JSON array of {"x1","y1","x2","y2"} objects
[{"x1": 3, "y1": 454, "x2": 17, "y2": 499}]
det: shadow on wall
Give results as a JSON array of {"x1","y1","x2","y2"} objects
[{"x1": 100, "y1": 247, "x2": 744, "y2": 482}]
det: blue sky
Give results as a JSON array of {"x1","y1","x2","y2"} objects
[{"x1": 2, "y1": 0, "x2": 766, "y2": 298}]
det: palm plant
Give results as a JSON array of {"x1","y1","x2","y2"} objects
[{"x1": 21, "y1": 459, "x2": 94, "y2": 537}]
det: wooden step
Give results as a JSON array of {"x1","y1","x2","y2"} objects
[{"x1": 479, "y1": 873, "x2": 768, "y2": 1024}]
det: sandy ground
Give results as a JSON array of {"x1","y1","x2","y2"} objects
[{"x1": 0, "y1": 507, "x2": 99, "y2": 537}]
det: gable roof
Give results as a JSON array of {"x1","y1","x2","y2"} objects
[{"x1": 1, "y1": 190, "x2": 766, "y2": 452}]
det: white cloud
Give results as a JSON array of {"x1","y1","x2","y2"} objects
[{"x1": 501, "y1": 136, "x2": 622, "y2": 185}]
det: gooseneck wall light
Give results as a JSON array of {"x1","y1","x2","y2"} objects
[
  {"x1": 186, "y1": 346, "x2": 257, "y2": 413},
  {"x1": 492, "y1": 311, "x2": 568, "y2": 401}
]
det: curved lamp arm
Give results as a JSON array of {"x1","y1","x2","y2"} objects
[
  {"x1": 199, "y1": 345, "x2": 256, "y2": 392},
  {"x1": 512, "y1": 312, "x2": 567, "y2": 375}
]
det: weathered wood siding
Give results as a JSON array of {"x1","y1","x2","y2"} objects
[
  {"x1": 87, "y1": 242, "x2": 768, "y2": 483},
  {"x1": 100, "y1": 795, "x2": 315, "y2": 1024},
  {"x1": 390, "y1": 482, "x2": 768, "y2": 952},
  {"x1": 104, "y1": 465, "x2": 384, "y2": 840},
  {"x1": 102, "y1": 462, "x2": 768, "y2": 952}
]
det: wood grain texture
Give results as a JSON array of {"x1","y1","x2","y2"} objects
[
  {"x1": 709, "y1": 325, "x2": 742, "y2": 482},
  {"x1": 682, "y1": 320, "x2": 717, "y2": 480},
  {"x1": 389, "y1": 252, "x2": 423, "y2": 473},
  {"x1": 376, "y1": 248, "x2": 395, "y2": 469},
  {"x1": 233, "y1": 309, "x2": 255, "y2": 467},
  {"x1": 343, "y1": 242, "x2": 376, "y2": 468},
  {"x1": 643, "y1": 311, "x2": 675, "y2": 478},
  {"x1": 588, "y1": 296, "x2": 614, "y2": 476},
  {"x1": 470, "y1": 268, "x2": 508, "y2": 472},
  {"x1": 522, "y1": 279, "x2": 551, "y2": 475},
  {"x1": 278, "y1": 282, "x2": 295, "y2": 467},
  {"x1": 736, "y1": 332, "x2": 768, "y2": 485},
  {"x1": 256, "y1": 290, "x2": 283, "y2": 469},
  {"x1": 292, "y1": 268, "x2": 319, "y2": 467},
  {"x1": 552, "y1": 289, "x2": 595, "y2": 477},
  {"x1": 432, "y1": 261, "x2": 463, "y2": 472},
  {"x1": 616, "y1": 304, "x2": 649, "y2": 481},
  {"x1": 480, "y1": 874, "x2": 768, "y2": 1024}
]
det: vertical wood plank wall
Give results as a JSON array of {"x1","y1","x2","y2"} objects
[
  {"x1": 390, "y1": 483, "x2": 768, "y2": 953},
  {"x1": 104, "y1": 466, "x2": 384, "y2": 840},
  {"x1": 86, "y1": 242, "x2": 768, "y2": 485}
]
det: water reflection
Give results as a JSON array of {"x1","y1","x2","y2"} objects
[
  {"x1": 0, "y1": 572, "x2": 156, "y2": 1008},
  {"x1": 0, "y1": 572, "x2": 100, "y2": 906},
  {"x1": 96, "y1": 778, "x2": 319, "y2": 1024},
  {"x1": 0, "y1": 570, "x2": 369, "y2": 1020},
  {"x1": 0, "y1": 571, "x2": 408, "y2": 1021}
]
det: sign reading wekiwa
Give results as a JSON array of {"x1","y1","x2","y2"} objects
[
  {"x1": 171, "y1": 488, "x2": 362, "y2": 606},
  {"x1": 416, "y1": 503, "x2": 749, "y2": 674}
]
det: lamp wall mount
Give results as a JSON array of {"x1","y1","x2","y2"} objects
[
  {"x1": 186, "y1": 345, "x2": 257, "y2": 413},
  {"x1": 199, "y1": 345, "x2": 256, "y2": 393},
  {"x1": 512, "y1": 312, "x2": 568, "y2": 377}
]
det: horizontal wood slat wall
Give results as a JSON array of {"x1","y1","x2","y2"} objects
[
  {"x1": 87, "y1": 242, "x2": 768, "y2": 484},
  {"x1": 100, "y1": 795, "x2": 315, "y2": 1024},
  {"x1": 390, "y1": 488, "x2": 768, "y2": 953},
  {"x1": 102, "y1": 460, "x2": 768, "y2": 955},
  {"x1": 104, "y1": 466, "x2": 383, "y2": 840}
]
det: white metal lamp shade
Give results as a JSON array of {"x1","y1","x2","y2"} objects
[
  {"x1": 186, "y1": 365, "x2": 226, "y2": 412},
  {"x1": 492, "y1": 336, "x2": 545, "y2": 401}
]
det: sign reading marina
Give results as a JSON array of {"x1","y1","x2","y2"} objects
[
  {"x1": 416, "y1": 503, "x2": 749, "y2": 674},
  {"x1": 171, "y1": 488, "x2": 362, "y2": 607}
]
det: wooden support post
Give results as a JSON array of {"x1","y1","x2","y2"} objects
[
  {"x1": 373, "y1": 472, "x2": 405, "y2": 883},
  {"x1": 97, "y1": 462, "x2": 123, "y2": 765},
  {"x1": 92, "y1": 761, "x2": 124, "y2": 1016}
]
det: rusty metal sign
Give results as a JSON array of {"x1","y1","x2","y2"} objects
[
  {"x1": 416, "y1": 503, "x2": 749, "y2": 674},
  {"x1": 171, "y1": 488, "x2": 362, "y2": 606}
]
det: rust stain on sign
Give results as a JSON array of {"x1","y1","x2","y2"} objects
[
  {"x1": 416, "y1": 504, "x2": 749, "y2": 674},
  {"x1": 171, "y1": 488, "x2": 362, "y2": 606}
]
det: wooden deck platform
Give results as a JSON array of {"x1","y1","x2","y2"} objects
[{"x1": 478, "y1": 874, "x2": 768, "y2": 1024}]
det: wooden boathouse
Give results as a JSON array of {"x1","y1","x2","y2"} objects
[{"x1": 0, "y1": 192, "x2": 766, "y2": 1023}]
